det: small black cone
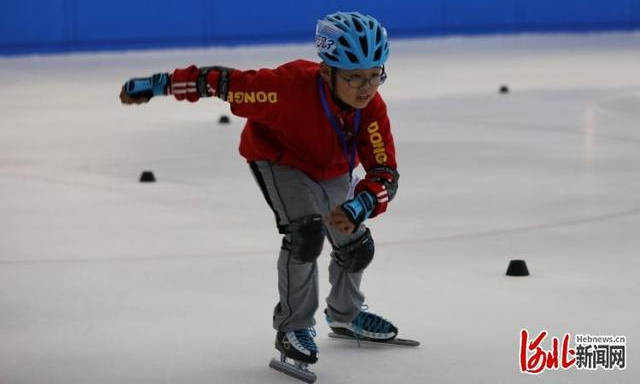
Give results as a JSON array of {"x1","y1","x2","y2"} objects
[
  {"x1": 506, "y1": 259, "x2": 529, "y2": 276},
  {"x1": 499, "y1": 85, "x2": 510, "y2": 94},
  {"x1": 218, "y1": 115, "x2": 230, "y2": 124},
  {"x1": 139, "y1": 171, "x2": 156, "y2": 183}
]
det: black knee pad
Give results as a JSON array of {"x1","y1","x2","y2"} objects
[
  {"x1": 331, "y1": 228, "x2": 375, "y2": 273},
  {"x1": 287, "y1": 214, "x2": 326, "y2": 262}
]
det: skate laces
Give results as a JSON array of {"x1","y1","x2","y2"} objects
[
  {"x1": 353, "y1": 305, "x2": 393, "y2": 335},
  {"x1": 293, "y1": 328, "x2": 318, "y2": 352}
]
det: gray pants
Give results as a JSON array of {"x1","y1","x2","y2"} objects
[{"x1": 250, "y1": 161, "x2": 368, "y2": 332}]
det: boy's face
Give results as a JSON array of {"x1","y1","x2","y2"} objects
[{"x1": 321, "y1": 65, "x2": 384, "y2": 109}]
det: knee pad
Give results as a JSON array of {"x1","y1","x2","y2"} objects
[
  {"x1": 287, "y1": 214, "x2": 326, "y2": 262},
  {"x1": 331, "y1": 228, "x2": 375, "y2": 273}
]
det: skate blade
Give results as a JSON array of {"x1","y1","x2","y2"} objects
[
  {"x1": 269, "y1": 358, "x2": 317, "y2": 383},
  {"x1": 328, "y1": 332, "x2": 420, "y2": 347}
]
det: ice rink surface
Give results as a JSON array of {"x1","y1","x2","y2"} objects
[{"x1": 1, "y1": 32, "x2": 639, "y2": 383}]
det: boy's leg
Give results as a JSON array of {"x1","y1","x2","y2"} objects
[
  {"x1": 250, "y1": 161, "x2": 327, "y2": 332},
  {"x1": 319, "y1": 176, "x2": 371, "y2": 323},
  {"x1": 325, "y1": 226, "x2": 369, "y2": 322}
]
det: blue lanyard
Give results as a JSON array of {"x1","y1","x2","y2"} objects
[{"x1": 317, "y1": 76, "x2": 361, "y2": 176}]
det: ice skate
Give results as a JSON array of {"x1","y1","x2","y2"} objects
[
  {"x1": 326, "y1": 307, "x2": 398, "y2": 342},
  {"x1": 326, "y1": 307, "x2": 420, "y2": 347},
  {"x1": 269, "y1": 329, "x2": 318, "y2": 383}
]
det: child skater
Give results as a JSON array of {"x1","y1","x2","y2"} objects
[{"x1": 120, "y1": 11, "x2": 400, "y2": 368}]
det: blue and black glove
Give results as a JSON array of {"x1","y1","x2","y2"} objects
[
  {"x1": 340, "y1": 191, "x2": 377, "y2": 230},
  {"x1": 121, "y1": 72, "x2": 170, "y2": 101}
]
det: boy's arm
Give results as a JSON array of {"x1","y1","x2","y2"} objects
[
  {"x1": 120, "y1": 65, "x2": 287, "y2": 126},
  {"x1": 353, "y1": 109, "x2": 399, "y2": 219},
  {"x1": 328, "y1": 97, "x2": 399, "y2": 233}
]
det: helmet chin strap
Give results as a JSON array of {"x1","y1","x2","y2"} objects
[{"x1": 329, "y1": 66, "x2": 353, "y2": 111}]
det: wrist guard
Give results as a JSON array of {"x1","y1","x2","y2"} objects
[
  {"x1": 341, "y1": 191, "x2": 376, "y2": 230},
  {"x1": 123, "y1": 73, "x2": 169, "y2": 99}
]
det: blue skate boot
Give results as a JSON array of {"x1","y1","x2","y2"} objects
[
  {"x1": 270, "y1": 328, "x2": 318, "y2": 383},
  {"x1": 325, "y1": 307, "x2": 398, "y2": 342},
  {"x1": 275, "y1": 328, "x2": 319, "y2": 364}
]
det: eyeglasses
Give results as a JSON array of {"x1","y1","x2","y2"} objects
[{"x1": 338, "y1": 67, "x2": 387, "y2": 89}]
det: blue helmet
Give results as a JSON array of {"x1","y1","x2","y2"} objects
[{"x1": 315, "y1": 11, "x2": 390, "y2": 70}]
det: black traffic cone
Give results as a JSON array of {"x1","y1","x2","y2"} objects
[
  {"x1": 506, "y1": 259, "x2": 529, "y2": 276},
  {"x1": 139, "y1": 171, "x2": 156, "y2": 183}
]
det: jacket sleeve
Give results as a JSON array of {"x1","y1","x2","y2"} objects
[
  {"x1": 169, "y1": 63, "x2": 291, "y2": 127},
  {"x1": 354, "y1": 95, "x2": 399, "y2": 218}
]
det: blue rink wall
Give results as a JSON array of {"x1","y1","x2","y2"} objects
[{"x1": 2, "y1": 0, "x2": 640, "y2": 55}]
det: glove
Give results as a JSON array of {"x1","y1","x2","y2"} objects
[
  {"x1": 340, "y1": 191, "x2": 377, "y2": 230},
  {"x1": 121, "y1": 72, "x2": 170, "y2": 102},
  {"x1": 354, "y1": 166, "x2": 399, "y2": 218}
]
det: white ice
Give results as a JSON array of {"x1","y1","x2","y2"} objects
[{"x1": 1, "y1": 32, "x2": 639, "y2": 383}]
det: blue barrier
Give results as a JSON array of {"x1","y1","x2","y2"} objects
[{"x1": 1, "y1": 0, "x2": 639, "y2": 55}]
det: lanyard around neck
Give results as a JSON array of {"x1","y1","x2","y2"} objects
[{"x1": 316, "y1": 76, "x2": 361, "y2": 176}]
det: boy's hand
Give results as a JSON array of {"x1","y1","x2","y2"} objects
[
  {"x1": 327, "y1": 207, "x2": 356, "y2": 234},
  {"x1": 119, "y1": 73, "x2": 170, "y2": 105},
  {"x1": 119, "y1": 86, "x2": 151, "y2": 105},
  {"x1": 327, "y1": 191, "x2": 376, "y2": 234}
]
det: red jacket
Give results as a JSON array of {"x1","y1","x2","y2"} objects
[{"x1": 169, "y1": 60, "x2": 398, "y2": 215}]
